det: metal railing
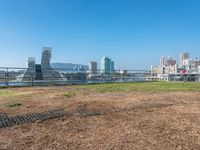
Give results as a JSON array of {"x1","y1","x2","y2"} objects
[{"x1": 0, "y1": 67, "x2": 151, "y2": 87}]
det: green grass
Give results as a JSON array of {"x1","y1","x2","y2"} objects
[
  {"x1": 0, "y1": 90, "x2": 17, "y2": 97},
  {"x1": 76, "y1": 81, "x2": 200, "y2": 93},
  {"x1": 63, "y1": 91, "x2": 76, "y2": 98}
]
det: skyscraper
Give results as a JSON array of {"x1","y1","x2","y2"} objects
[
  {"x1": 41, "y1": 47, "x2": 52, "y2": 70},
  {"x1": 89, "y1": 61, "x2": 98, "y2": 74},
  {"x1": 111, "y1": 61, "x2": 115, "y2": 73},
  {"x1": 160, "y1": 56, "x2": 166, "y2": 67},
  {"x1": 100, "y1": 57, "x2": 115, "y2": 75},
  {"x1": 41, "y1": 47, "x2": 53, "y2": 80},
  {"x1": 179, "y1": 53, "x2": 189, "y2": 66}
]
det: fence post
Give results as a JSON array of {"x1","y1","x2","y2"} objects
[
  {"x1": 186, "y1": 75, "x2": 188, "y2": 82},
  {"x1": 5, "y1": 68, "x2": 9, "y2": 87},
  {"x1": 4, "y1": 69, "x2": 6, "y2": 86},
  {"x1": 199, "y1": 75, "x2": 200, "y2": 82},
  {"x1": 31, "y1": 73, "x2": 33, "y2": 86},
  {"x1": 113, "y1": 71, "x2": 116, "y2": 81},
  {"x1": 52, "y1": 70, "x2": 54, "y2": 86}
]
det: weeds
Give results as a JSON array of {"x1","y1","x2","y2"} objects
[
  {"x1": 8, "y1": 102, "x2": 22, "y2": 107},
  {"x1": 63, "y1": 91, "x2": 76, "y2": 98}
]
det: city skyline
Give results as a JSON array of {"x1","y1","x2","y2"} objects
[
  {"x1": 151, "y1": 52, "x2": 200, "y2": 81},
  {"x1": 1, "y1": 0, "x2": 200, "y2": 69}
]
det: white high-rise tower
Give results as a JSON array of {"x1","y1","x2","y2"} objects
[{"x1": 179, "y1": 53, "x2": 189, "y2": 67}]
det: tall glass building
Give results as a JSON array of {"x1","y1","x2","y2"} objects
[
  {"x1": 100, "y1": 57, "x2": 115, "y2": 75},
  {"x1": 111, "y1": 61, "x2": 114, "y2": 73}
]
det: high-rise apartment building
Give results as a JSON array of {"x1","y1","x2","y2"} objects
[
  {"x1": 166, "y1": 56, "x2": 176, "y2": 66},
  {"x1": 100, "y1": 57, "x2": 115, "y2": 75},
  {"x1": 179, "y1": 53, "x2": 189, "y2": 66},
  {"x1": 89, "y1": 61, "x2": 98, "y2": 74},
  {"x1": 184, "y1": 59, "x2": 200, "y2": 72},
  {"x1": 111, "y1": 61, "x2": 114, "y2": 73},
  {"x1": 192, "y1": 59, "x2": 200, "y2": 69},
  {"x1": 160, "y1": 56, "x2": 166, "y2": 67}
]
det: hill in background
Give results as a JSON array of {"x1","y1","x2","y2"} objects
[{"x1": 51, "y1": 63, "x2": 88, "y2": 71}]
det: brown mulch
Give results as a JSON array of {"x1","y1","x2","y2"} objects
[{"x1": 0, "y1": 87, "x2": 200, "y2": 150}]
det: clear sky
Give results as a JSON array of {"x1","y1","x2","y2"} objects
[{"x1": 0, "y1": 0, "x2": 200, "y2": 69}]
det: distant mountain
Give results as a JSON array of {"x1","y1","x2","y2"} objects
[{"x1": 51, "y1": 63, "x2": 88, "y2": 71}]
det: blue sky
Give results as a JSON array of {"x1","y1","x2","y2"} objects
[{"x1": 0, "y1": 0, "x2": 200, "y2": 69}]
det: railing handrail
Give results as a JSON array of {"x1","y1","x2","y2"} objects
[{"x1": 0, "y1": 66, "x2": 150, "y2": 72}]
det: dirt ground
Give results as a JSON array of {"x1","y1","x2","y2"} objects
[{"x1": 0, "y1": 86, "x2": 200, "y2": 150}]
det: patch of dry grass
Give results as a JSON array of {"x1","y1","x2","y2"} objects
[{"x1": 0, "y1": 84, "x2": 200, "y2": 149}]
